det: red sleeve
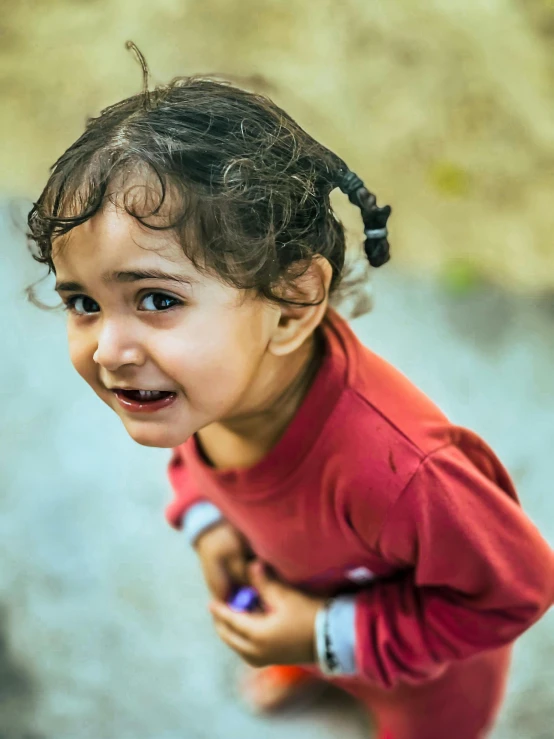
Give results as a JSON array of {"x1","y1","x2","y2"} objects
[
  {"x1": 353, "y1": 443, "x2": 554, "y2": 689},
  {"x1": 165, "y1": 446, "x2": 204, "y2": 529}
]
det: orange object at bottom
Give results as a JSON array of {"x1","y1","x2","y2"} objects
[
  {"x1": 264, "y1": 665, "x2": 314, "y2": 684},
  {"x1": 240, "y1": 663, "x2": 324, "y2": 714}
]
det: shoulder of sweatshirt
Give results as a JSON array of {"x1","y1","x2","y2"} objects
[{"x1": 314, "y1": 349, "x2": 516, "y2": 548}]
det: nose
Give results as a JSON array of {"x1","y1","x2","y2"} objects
[{"x1": 92, "y1": 318, "x2": 145, "y2": 371}]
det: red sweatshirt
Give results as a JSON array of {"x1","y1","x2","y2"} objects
[{"x1": 166, "y1": 309, "x2": 553, "y2": 700}]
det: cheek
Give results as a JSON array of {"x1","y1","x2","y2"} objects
[
  {"x1": 157, "y1": 316, "x2": 266, "y2": 402},
  {"x1": 67, "y1": 326, "x2": 96, "y2": 384}
]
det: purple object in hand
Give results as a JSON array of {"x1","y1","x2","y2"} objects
[{"x1": 228, "y1": 586, "x2": 261, "y2": 613}]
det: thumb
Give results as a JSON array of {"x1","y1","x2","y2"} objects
[
  {"x1": 248, "y1": 560, "x2": 282, "y2": 604},
  {"x1": 226, "y1": 552, "x2": 250, "y2": 588}
]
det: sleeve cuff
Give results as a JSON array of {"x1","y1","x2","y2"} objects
[
  {"x1": 182, "y1": 501, "x2": 225, "y2": 546},
  {"x1": 315, "y1": 595, "x2": 357, "y2": 675}
]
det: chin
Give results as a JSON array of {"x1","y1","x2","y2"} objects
[{"x1": 121, "y1": 419, "x2": 192, "y2": 449}]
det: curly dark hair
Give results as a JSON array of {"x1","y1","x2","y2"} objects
[{"x1": 27, "y1": 47, "x2": 390, "y2": 309}]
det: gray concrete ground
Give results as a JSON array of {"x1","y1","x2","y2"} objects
[{"x1": 1, "y1": 203, "x2": 553, "y2": 739}]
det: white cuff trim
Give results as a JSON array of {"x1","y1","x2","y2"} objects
[
  {"x1": 315, "y1": 595, "x2": 357, "y2": 676},
  {"x1": 182, "y1": 502, "x2": 225, "y2": 546}
]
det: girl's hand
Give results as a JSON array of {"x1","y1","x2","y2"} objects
[
  {"x1": 209, "y1": 561, "x2": 325, "y2": 667},
  {"x1": 195, "y1": 521, "x2": 252, "y2": 602}
]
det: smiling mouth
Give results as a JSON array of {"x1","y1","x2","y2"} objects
[
  {"x1": 115, "y1": 389, "x2": 174, "y2": 401},
  {"x1": 112, "y1": 388, "x2": 177, "y2": 413}
]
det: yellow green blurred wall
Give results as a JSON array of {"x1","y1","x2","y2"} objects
[{"x1": 1, "y1": 0, "x2": 553, "y2": 290}]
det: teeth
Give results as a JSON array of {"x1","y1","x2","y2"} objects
[
  {"x1": 115, "y1": 388, "x2": 175, "y2": 402},
  {"x1": 138, "y1": 390, "x2": 162, "y2": 399}
]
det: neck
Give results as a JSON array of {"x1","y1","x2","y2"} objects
[{"x1": 196, "y1": 329, "x2": 324, "y2": 470}]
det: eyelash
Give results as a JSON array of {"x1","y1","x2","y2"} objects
[{"x1": 63, "y1": 291, "x2": 184, "y2": 315}]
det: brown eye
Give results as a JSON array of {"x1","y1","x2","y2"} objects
[
  {"x1": 67, "y1": 295, "x2": 100, "y2": 314},
  {"x1": 139, "y1": 292, "x2": 182, "y2": 311}
]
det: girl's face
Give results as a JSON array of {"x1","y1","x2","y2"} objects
[{"x1": 52, "y1": 203, "x2": 282, "y2": 448}]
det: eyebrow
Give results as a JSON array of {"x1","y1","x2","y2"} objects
[{"x1": 55, "y1": 269, "x2": 198, "y2": 293}]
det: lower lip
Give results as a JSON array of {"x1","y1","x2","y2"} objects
[{"x1": 112, "y1": 391, "x2": 177, "y2": 414}]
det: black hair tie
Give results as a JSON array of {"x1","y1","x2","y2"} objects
[{"x1": 337, "y1": 168, "x2": 391, "y2": 268}]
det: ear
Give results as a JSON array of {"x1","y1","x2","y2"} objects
[{"x1": 268, "y1": 257, "x2": 333, "y2": 357}]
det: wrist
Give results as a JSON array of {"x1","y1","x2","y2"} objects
[
  {"x1": 193, "y1": 520, "x2": 229, "y2": 554},
  {"x1": 305, "y1": 597, "x2": 325, "y2": 664}
]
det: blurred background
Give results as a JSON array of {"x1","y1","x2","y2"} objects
[{"x1": 1, "y1": 1, "x2": 553, "y2": 738}]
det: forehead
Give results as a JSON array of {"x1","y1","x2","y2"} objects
[{"x1": 52, "y1": 203, "x2": 188, "y2": 274}]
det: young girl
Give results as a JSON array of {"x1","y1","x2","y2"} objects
[{"x1": 28, "y1": 63, "x2": 553, "y2": 739}]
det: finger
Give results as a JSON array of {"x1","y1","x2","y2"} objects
[
  {"x1": 212, "y1": 616, "x2": 260, "y2": 662},
  {"x1": 204, "y1": 561, "x2": 232, "y2": 602},
  {"x1": 210, "y1": 601, "x2": 262, "y2": 640},
  {"x1": 248, "y1": 561, "x2": 282, "y2": 604}
]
